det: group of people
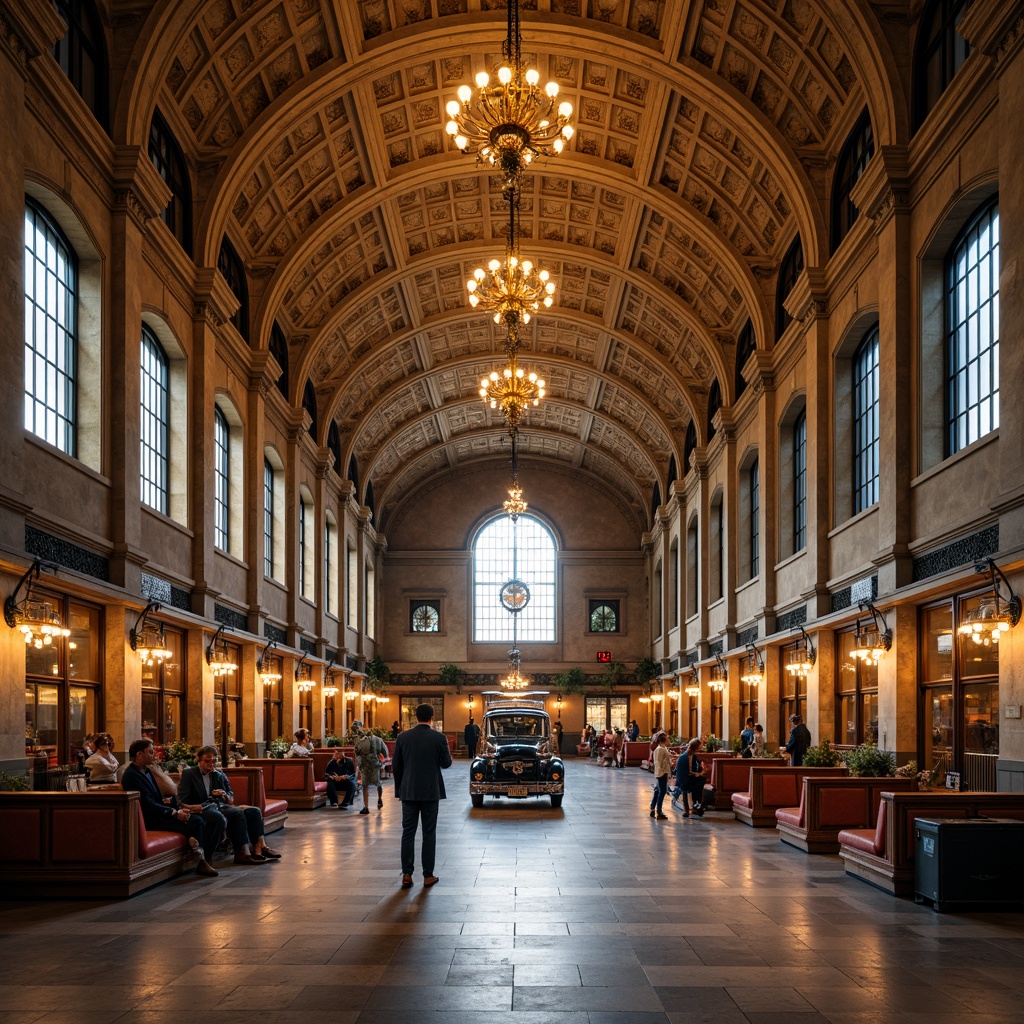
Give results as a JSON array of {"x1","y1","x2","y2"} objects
[
  {"x1": 78, "y1": 732, "x2": 120, "y2": 784},
  {"x1": 121, "y1": 737, "x2": 280, "y2": 878},
  {"x1": 647, "y1": 733, "x2": 709, "y2": 819},
  {"x1": 286, "y1": 724, "x2": 390, "y2": 813}
]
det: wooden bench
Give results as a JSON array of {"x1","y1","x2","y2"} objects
[
  {"x1": 622, "y1": 741, "x2": 649, "y2": 767},
  {"x1": 221, "y1": 766, "x2": 288, "y2": 833},
  {"x1": 837, "y1": 791, "x2": 1024, "y2": 895},
  {"x1": 239, "y1": 757, "x2": 328, "y2": 809},
  {"x1": 0, "y1": 790, "x2": 195, "y2": 899},
  {"x1": 775, "y1": 776, "x2": 917, "y2": 853},
  {"x1": 702, "y1": 756, "x2": 775, "y2": 806},
  {"x1": 731, "y1": 765, "x2": 848, "y2": 826}
]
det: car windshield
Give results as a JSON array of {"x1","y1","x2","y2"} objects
[{"x1": 487, "y1": 714, "x2": 547, "y2": 740}]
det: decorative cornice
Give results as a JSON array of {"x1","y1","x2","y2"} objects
[
  {"x1": 112, "y1": 146, "x2": 171, "y2": 228},
  {"x1": 0, "y1": 2, "x2": 65, "y2": 65},
  {"x1": 850, "y1": 145, "x2": 910, "y2": 233},
  {"x1": 193, "y1": 267, "x2": 240, "y2": 330},
  {"x1": 959, "y1": 1, "x2": 1024, "y2": 68}
]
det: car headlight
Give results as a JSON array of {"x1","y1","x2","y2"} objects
[
  {"x1": 473, "y1": 772, "x2": 484, "y2": 780},
  {"x1": 550, "y1": 770, "x2": 561, "y2": 780}
]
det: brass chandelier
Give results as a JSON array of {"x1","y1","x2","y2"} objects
[
  {"x1": 480, "y1": 346, "x2": 546, "y2": 430},
  {"x1": 503, "y1": 429, "x2": 528, "y2": 522},
  {"x1": 445, "y1": 0, "x2": 573, "y2": 197}
]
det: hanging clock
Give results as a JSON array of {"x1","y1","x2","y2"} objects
[{"x1": 499, "y1": 578, "x2": 530, "y2": 612}]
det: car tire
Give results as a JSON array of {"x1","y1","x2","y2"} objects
[
  {"x1": 550, "y1": 795, "x2": 563, "y2": 809},
  {"x1": 471, "y1": 794, "x2": 484, "y2": 808}
]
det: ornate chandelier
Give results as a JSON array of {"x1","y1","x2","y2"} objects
[
  {"x1": 4, "y1": 559, "x2": 71, "y2": 649},
  {"x1": 503, "y1": 429, "x2": 528, "y2": 521},
  {"x1": 499, "y1": 646, "x2": 531, "y2": 691},
  {"x1": 467, "y1": 197, "x2": 555, "y2": 336},
  {"x1": 445, "y1": 0, "x2": 573, "y2": 197},
  {"x1": 480, "y1": 348, "x2": 545, "y2": 430},
  {"x1": 956, "y1": 558, "x2": 1021, "y2": 647}
]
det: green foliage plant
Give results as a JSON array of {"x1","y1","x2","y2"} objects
[
  {"x1": 160, "y1": 739, "x2": 198, "y2": 768},
  {"x1": 267, "y1": 736, "x2": 290, "y2": 759},
  {"x1": 802, "y1": 738, "x2": 844, "y2": 767},
  {"x1": 843, "y1": 742, "x2": 895, "y2": 777},
  {"x1": 703, "y1": 733, "x2": 722, "y2": 752},
  {"x1": 554, "y1": 666, "x2": 587, "y2": 695},
  {"x1": 364, "y1": 655, "x2": 391, "y2": 693},
  {"x1": 600, "y1": 660, "x2": 626, "y2": 690},
  {"x1": 438, "y1": 663, "x2": 467, "y2": 694},
  {"x1": 634, "y1": 656, "x2": 659, "y2": 687},
  {"x1": 0, "y1": 769, "x2": 30, "y2": 791}
]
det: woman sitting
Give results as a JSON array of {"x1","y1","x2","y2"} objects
[
  {"x1": 84, "y1": 733, "x2": 119, "y2": 784},
  {"x1": 286, "y1": 728, "x2": 314, "y2": 757}
]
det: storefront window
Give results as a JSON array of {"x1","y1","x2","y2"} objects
[
  {"x1": 779, "y1": 643, "x2": 807, "y2": 739},
  {"x1": 399, "y1": 695, "x2": 444, "y2": 731},
  {"x1": 141, "y1": 626, "x2": 184, "y2": 744},
  {"x1": 262, "y1": 656, "x2": 283, "y2": 748},
  {"x1": 585, "y1": 696, "x2": 628, "y2": 732},
  {"x1": 214, "y1": 642, "x2": 241, "y2": 753},
  {"x1": 835, "y1": 629, "x2": 879, "y2": 745},
  {"x1": 24, "y1": 592, "x2": 102, "y2": 762}
]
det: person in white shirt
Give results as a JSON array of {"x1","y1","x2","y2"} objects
[
  {"x1": 648, "y1": 733, "x2": 671, "y2": 820},
  {"x1": 85, "y1": 733, "x2": 119, "y2": 784},
  {"x1": 286, "y1": 728, "x2": 314, "y2": 758}
]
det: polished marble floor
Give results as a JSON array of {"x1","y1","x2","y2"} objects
[{"x1": 2, "y1": 760, "x2": 1023, "y2": 1024}]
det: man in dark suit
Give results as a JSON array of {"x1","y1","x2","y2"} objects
[
  {"x1": 783, "y1": 714, "x2": 813, "y2": 766},
  {"x1": 178, "y1": 745, "x2": 281, "y2": 864},
  {"x1": 323, "y1": 749, "x2": 357, "y2": 808},
  {"x1": 393, "y1": 702, "x2": 452, "y2": 889},
  {"x1": 464, "y1": 718, "x2": 481, "y2": 759},
  {"x1": 121, "y1": 738, "x2": 218, "y2": 877}
]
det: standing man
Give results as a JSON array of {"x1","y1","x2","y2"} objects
[
  {"x1": 178, "y1": 745, "x2": 281, "y2": 863},
  {"x1": 783, "y1": 714, "x2": 812, "y2": 766},
  {"x1": 121, "y1": 738, "x2": 218, "y2": 877},
  {"x1": 353, "y1": 721, "x2": 388, "y2": 814},
  {"x1": 740, "y1": 717, "x2": 756, "y2": 758},
  {"x1": 393, "y1": 703, "x2": 452, "y2": 889},
  {"x1": 464, "y1": 717, "x2": 481, "y2": 760}
]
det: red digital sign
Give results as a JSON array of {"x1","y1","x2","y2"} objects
[{"x1": 596, "y1": 651, "x2": 612, "y2": 663}]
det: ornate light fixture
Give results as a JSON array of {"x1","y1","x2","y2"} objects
[
  {"x1": 851, "y1": 601, "x2": 893, "y2": 666},
  {"x1": 257, "y1": 640, "x2": 281, "y2": 686},
  {"x1": 445, "y1": 0, "x2": 574, "y2": 197},
  {"x1": 500, "y1": 646, "x2": 531, "y2": 691},
  {"x1": 957, "y1": 558, "x2": 1022, "y2": 647},
  {"x1": 4, "y1": 559, "x2": 71, "y2": 649},
  {"x1": 740, "y1": 643, "x2": 764, "y2": 686},
  {"x1": 205, "y1": 624, "x2": 237, "y2": 678},
  {"x1": 786, "y1": 626, "x2": 816, "y2": 679},
  {"x1": 503, "y1": 428, "x2": 528, "y2": 521},
  {"x1": 323, "y1": 652, "x2": 339, "y2": 698},
  {"x1": 295, "y1": 653, "x2": 314, "y2": 692},
  {"x1": 480, "y1": 347, "x2": 546, "y2": 430},
  {"x1": 684, "y1": 667, "x2": 700, "y2": 699},
  {"x1": 708, "y1": 653, "x2": 727, "y2": 693},
  {"x1": 129, "y1": 601, "x2": 172, "y2": 666}
]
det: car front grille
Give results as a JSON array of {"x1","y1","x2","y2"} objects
[{"x1": 496, "y1": 758, "x2": 540, "y2": 781}]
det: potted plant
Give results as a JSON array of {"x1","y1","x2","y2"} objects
[
  {"x1": 843, "y1": 742, "x2": 895, "y2": 777},
  {"x1": 325, "y1": 734, "x2": 341, "y2": 747},
  {"x1": 703, "y1": 733, "x2": 722, "y2": 752},
  {"x1": 634, "y1": 656, "x2": 659, "y2": 688},
  {"x1": 160, "y1": 739, "x2": 198, "y2": 770},
  {"x1": 0, "y1": 769, "x2": 30, "y2": 791},
  {"x1": 600, "y1": 659, "x2": 626, "y2": 690},
  {"x1": 802, "y1": 738, "x2": 844, "y2": 767},
  {"x1": 267, "y1": 736, "x2": 290, "y2": 759},
  {"x1": 364, "y1": 655, "x2": 391, "y2": 694},
  {"x1": 438, "y1": 662, "x2": 467, "y2": 694}
]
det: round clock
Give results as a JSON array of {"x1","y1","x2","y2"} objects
[{"x1": 499, "y1": 579, "x2": 530, "y2": 612}]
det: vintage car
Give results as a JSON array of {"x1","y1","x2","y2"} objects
[{"x1": 470, "y1": 700, "x2": 564, "y2": 808}]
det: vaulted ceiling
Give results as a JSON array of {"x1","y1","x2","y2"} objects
[{"x1": 123, "y1": 0, "x2": 902, "y2": 538}]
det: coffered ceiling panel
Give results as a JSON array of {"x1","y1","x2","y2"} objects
[{"x1": 133, "y1": 0, "x2": 896, "y2": 538}]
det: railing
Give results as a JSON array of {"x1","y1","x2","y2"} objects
[{"x1": 963, "y1": 752, "x2": 997, "y2": 792}]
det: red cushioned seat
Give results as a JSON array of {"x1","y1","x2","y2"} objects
[
  {"x1": 732, "y1": 793, "x2": 752, "y2": 809},
  {"x1": 266, "y1": 798, "x2": 288, "y2": 817},
  {"x1": 136, "y1": 804, "x2": 188, "y2": 859},
  {"x1": 775, "y1": 806, "x2": 801, "y2": 827},
  {"x1": 313, "y1": 781, "x2": 328, "y2": 794},
  {"x1": 837, "y1": 828, "x2": 879, "y2": 854}
]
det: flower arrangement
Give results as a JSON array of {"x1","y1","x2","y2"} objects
[
  {"x1": 702, "y1": 733, "x2": 723, "y2": 752},
  {"x1": 267, "y1": 736, "x2": 290, "y2": 759},
  {"x1": 160, "y1": 739, "x2": 198, "y2": 769}
]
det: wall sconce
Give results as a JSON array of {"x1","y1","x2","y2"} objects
[
  {"x1": 852, "y1": 601, "x2": 892, "y2": 666},
  {"x1": 957, "y1": 558, "x2": 1022, "y2": 647},
  {"x1": 638, "y1": 695, "x2": 650, "y2": 705},
  {"x1": 375, "y1": 694, "x2": 391, "y2": 705},
  {"x1": 129, "y1": 601, "x2": 172, "y2": 666},
  {"x1": 295, "y1": 653, "x2": 314, "y2": 691},
  {"x1": 323, "y1": 652, "x2": 339, "y2": 698},
  {"x1": 553, "y1": 693, "x2": 562, "y2": 718},
  {"x1": 648, "y1": 691, "x2": 664, "y2": 703},
  {"x1": 666, "y1": 686, "x2": 681, "y2": 701},
  {"x1": 708, "y1": 653, "x2": 727, "y2": 692},
  {"x1": 4, "y1": 559, "x2": 71, "y2": 648},
  {"x1": 684, "y1": 667, "x2": 700, "y2": 698},
  {"x1": 206, "y1": 624, "x2": 237, "y2": 678},
  {"x1": 740, "y1": 643, "x2": 764, "y2": 685},
  {"x1": 257, "y1": 640, "x2": 281, "y2": 685},
  {"x1": 786, "y1": 625, "x2": 816, "y2": 678}
]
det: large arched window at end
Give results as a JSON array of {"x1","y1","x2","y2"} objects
[
  {"x1": 269, "y1": 322, "x2": 289, "y2": 398},
  {"x1": 473, "y1": 514, "x2": 556, "y2": 643},
  {"x1": 734, "y1": 319, "x2": 755, "y2": 400},
  {"x1": 24, "y1": 199, "x2": 77, "y2": 457},
  {"x1": 683, "y1": 421, "x2": 697, "y2": 474},
  {"x1": 776, "y1": 236, "x2": 804, "y2": 340},
  {"x1": 831, "y1": 108, "x2": 874, "y2": 253},
  {"x1": 302, "y1": 379, "x2": 318, "y2": 441},
  {"x1": 327, "y1": 421, "x2": 342, "y2": 475},
  {"x1": 148, "y1": 109, "x2": 192, "y2": 256},
  {"x1": 706, "y1": 378, "x2": 722, "y2": 442},
  {"x1": 218, "y1": 237, "x2": 249, "y2": 341},
  {"x1": 52, "y1": 0, "x2": 109, "y2": 132},
  {"x1": 947, "y1": 199, "x2": 999, "y2": 456},
  {"x1": 853, "y1": 326, "x2": 880, "y2": 513},
  {"x1": 913, "y1": 0, "x2": 971, "y2": 132}
]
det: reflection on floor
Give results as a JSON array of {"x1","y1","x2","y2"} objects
[{"x1": 2, "y1": 760, "x2": 1023, "y2": 1024}]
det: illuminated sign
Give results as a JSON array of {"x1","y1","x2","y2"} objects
[{"x1": 596, "y1": 651, "x2": 612, "y2": 663}]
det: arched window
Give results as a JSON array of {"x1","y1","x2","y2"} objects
[
  {"x1": 776, "y1": 235, "x2": 804, "y2": 340},
  {"x1": 685, "y1": 515, "x2": 698, "y2": 619},
  {"x1": 734, "y1": 319, "x2": 755, "y2": 400},
  {"x1": 148, "y1": 109, "x2": 192, "y2": 256},
  {"x1": 365, "y1": 480, "x2": 375, "y2": 517},
  {"x1": 831, "y1": 109, "x2": 874, "y2": 253},
  {"x1": 946, "y1": 199, "x2": 999, "y2": 455},
  {"x1": 793, "y1": 409, "x2": 807, "y2": 552},
  {"x1": 218, "y1": 237, "x2": 248, "y2": 341},
  {"x1": 348, "y1": 455, "x2": 360, "y2": 498},
  {"x1": 709, "y1": 490, "x2": 724, "y2": 604},
  {"x1": 24, "y1": 199, "x2": 77, "y2": 456},
  {"x1": 473, "y1": 514, "x2": 556, "y2": 642},
  {"x1": 706, "y1": 378, "x2": 722, "y2": 442},
  {"x1": 853, "y1": 326, "x2": 880, "y2": 512},
  {"x1": 52, "y1": 0, "x2": 108, "y2": 131},
  {"x1": 269, "y1": 322, "x2": 289, "y2": 398},
  {"x1": 913, "y1": 0, "x2": 971, "y2": 132},
  {"x1": 214, "y1": 406, "x2": 229, "y2": 551},
  {"x1": 666, "y1": 454, "x2": 677, "y2": 490},
  {"x1": 683, "y1": 421, "x2": 697, "y2": 473},
  {"x1": 739, "y1": 455, "x2": 759, "y2": 582},
  {"x1": 327, "y1": 421, "x2": 342, "y2": 475},
  {"x1": 325, "y1": 511, "x2": 339, "y2": 616},
  {"x1": 298, "y1": 486, "x2": 315, "y2": 602},
  {"x1": 263, "y1": 450, "x2": 285, "y2": 581},
  {"x1": 140, "y1": 325, "x2": 169, "y2": 514},
  {"x1": 650, "y1": 482, "x2": 661, "y2": 524},
  {"x1": 302, "y1": 379, "x2": 318, "y2": 440}
]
